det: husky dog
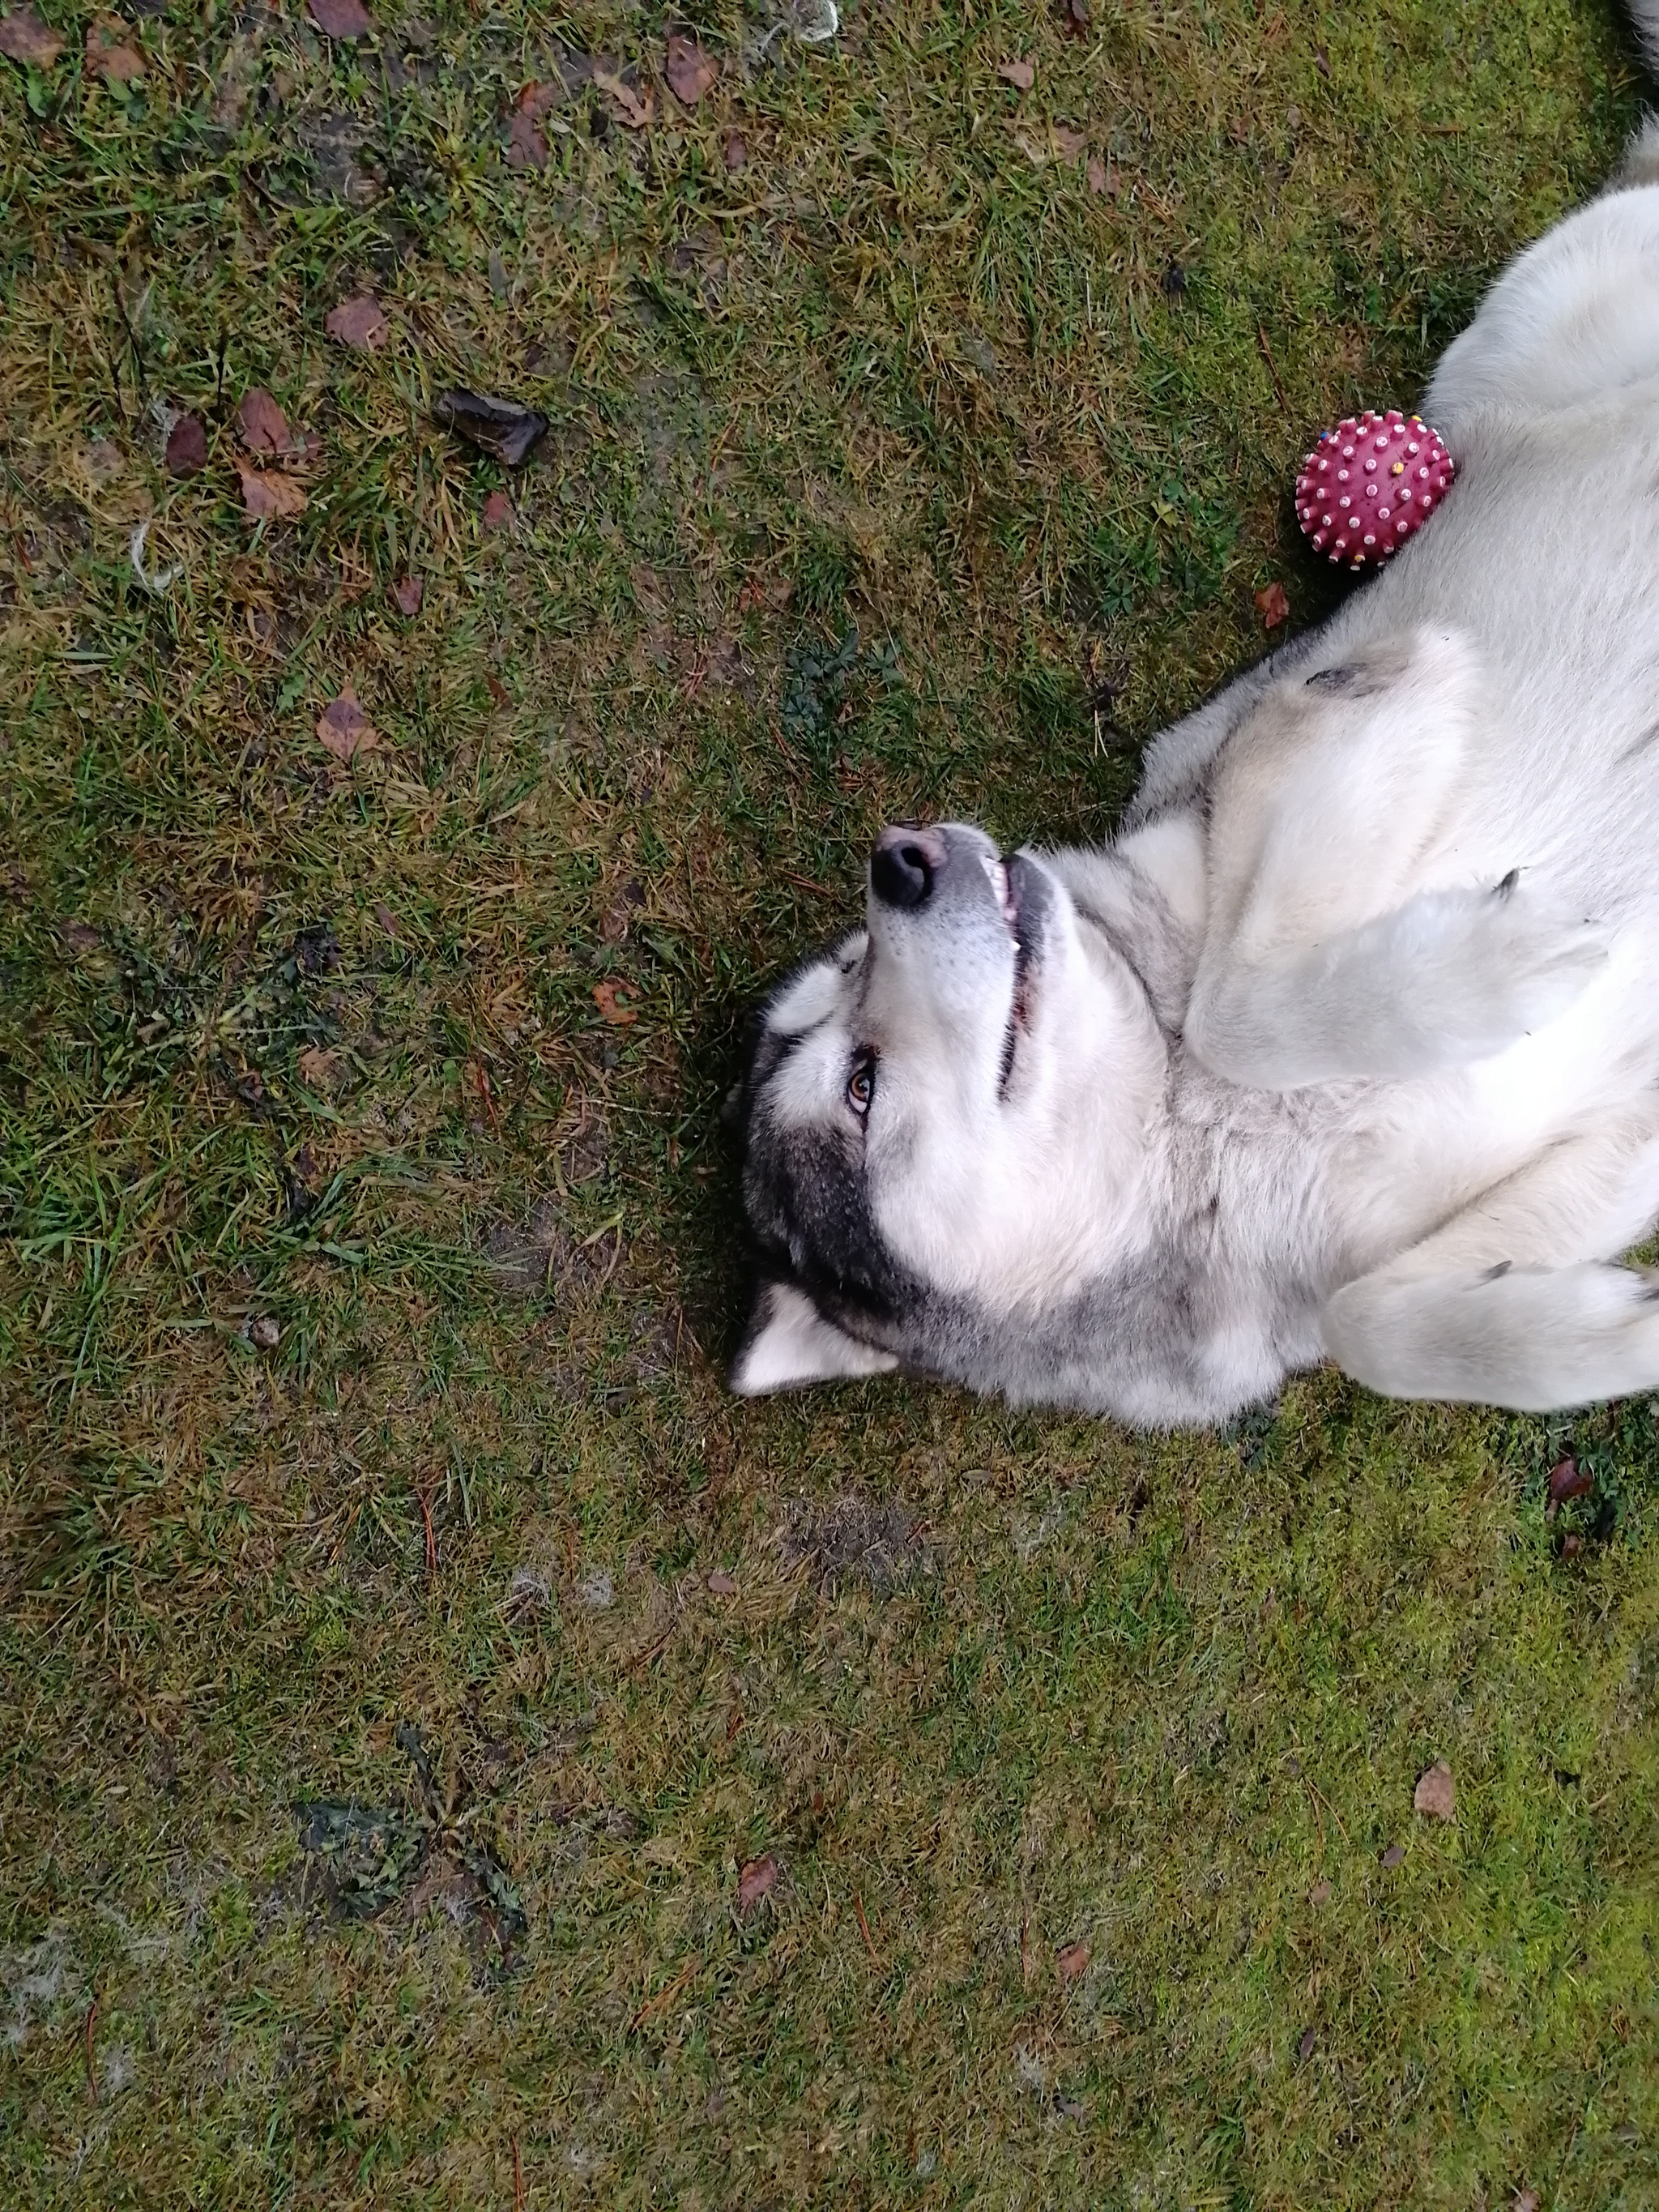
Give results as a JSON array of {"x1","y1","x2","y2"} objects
[{"x1": 729, "y1": 6, "x2": 1659, "y2": 1425}]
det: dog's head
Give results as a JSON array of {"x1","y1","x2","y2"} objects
[{"x1": 728, "y1": 821, "x2": 1168, "y2": 1394}]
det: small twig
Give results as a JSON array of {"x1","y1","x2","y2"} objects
[
  {"x1": 629, "y1": 1955, "x2": 702, "y2": 2029},
  {"x1": 853, "y1": 1893, "x2": 884, "y2": 1971},
  {"x1": 83, "y1": 1999, "x2": 99, "y2": 2103},
  {"x1": 779, "y1": 869, "x2": 835, "y2": 899},
  {"x1": 513, "y1": 2135, "x2": 524, "y2": 2211},
  {"x1": 1020, "y1": 1908, "x2": 1032, "y2": 1985},
  {"x1": 1256, "y1": 322, "x2": 1290, "y2": 416},
  {"x1": 415, "y1": 1484, "x2": 437, "y2": 1583}
]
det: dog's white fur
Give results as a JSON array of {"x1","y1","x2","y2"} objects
[{"x1": 736, "y1": 22, "x2": 1659, "y2": 1422}]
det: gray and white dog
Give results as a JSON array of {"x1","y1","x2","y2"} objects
[{"x1": 730, "y1": 5, "x2": 1659, "y2": 1426}]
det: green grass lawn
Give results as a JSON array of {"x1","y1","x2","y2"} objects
[{"x1": 4, "y1": 0, "x2": 1659, "y2": 2202}]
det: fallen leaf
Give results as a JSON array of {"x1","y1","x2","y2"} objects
[
  {"x1": 736, "y1": 1854, "x2": 777, "y2": 1912},
  {"x1": 297, "y1": 1045, "x2": 339, "y2": 1085},
  {"x1": 664, "y1": 30, "x2": 718, "y2": 105},
  {"x1": 79, "y1": 437, "x2": 126, "y2": 485},
  {"x1": 306, "y1": 0, "x2": 370, "y2": 36},
  {"x1": 591, "y1": 979, "x2": 638, "y2": 1026},
  {"x1": 996, "y1": 57, "x2": 1034, "y2": 90},
  {"x1": 484, "y1": 673, "x2": 510, "y2": 707},
  {"x1": 434, "y1": 387, "x2": 548, "y2": 467},
  {"x1": 1308, "y1": 1878, "x2": 1332, "y2": 1906},
  {"x1": 236, "y1": 462, "x2": 308, "y2": 520},
  {"x1": 236, "y1": 387, "x2": 293, "y2": 457},
  {"x1": 1380, "y1": 1843, "x2": 1405, "y2": 1868},
  {"x1": 164, "y1": 413, "x2": 207, "y2": 474},
  {"x1": 391, "y1": 574, "x2": 423, "y2": 617},
  {"x1": 374, "y1": 900, "x2": 399, "y2": 936},
  {"x1": 315, "y1": 685, "x2": 379, "y2": 762},
  {"x1": 1413, "y1": 1759, "x2": 1455, "y2": 1821},
  {"x1": 1256, "y1": 581, "x2": 1290, "y2": 630},
  {"x1": 1051, "y1": 122, "x2": 1086, "y2": 161},
  {"x1": 723, "y1": 130, "x2": 746, "y2": 171},
  {"x1": 1085, "y1": 156, "x2": 1111, "y2": 194},
  {"x1": 593, "y1": 66, "x2": 651, "y2": 129},
  {"x1": 1560, "y1": 1531, "x2": 1584, "y2": 1557},
  {"x1": 1296, "y1": 2026, "x2": 1316, "y2": 2065},
  {"x1": 481, "y1": 489, "x2": 513, "y2": 532},
  {"x1": 1547, "y1": 1456, "x2": 1592, "y2": 1511},
  {"x1": 1056, "y1": 1941, "x2": 1089, "y2": 1983},
  {"x1": 708, "y1": 1568, "x2": 737, "y2": 1595},
  {"x1": 1512, "y1": 2193, "x2": 1540, "y2": 2212},
  {"x1": 507, "y1": 80, "x2": 561, "y2": 169},
  {"x1": 61, "y1": 920, "x2": 100, "y2": 952},
  {"x1": 86, "y1": 15, "x2": 143, "y2": 79},
  {"x1": 324, "y1": 293, "x2": 388, "y2": 350},
  {"x1": 0, "y1": 8, "x2": 65, "y2": 65},
  {"x1": 249, "y1": 1314, "x2": 281, "y2": 1350},
  {"x1": 1060, "y1": 0, "x2": 1091, "y2": 33}
]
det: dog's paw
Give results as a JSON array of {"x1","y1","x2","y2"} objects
[{"x1": 1446, "y1": 880, "x2": 1607, "y2": 1049}]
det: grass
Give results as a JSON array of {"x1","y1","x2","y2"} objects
[{"x1": 2, "y1": 0, "x2": 1659, "y2": 2202}]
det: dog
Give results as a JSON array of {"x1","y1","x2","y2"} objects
[{"x1": 728, "y1": 3, "x2": 1659, "y2": 1425}]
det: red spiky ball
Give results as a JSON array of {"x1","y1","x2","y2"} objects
[{"x1": 1296, "y1": 410, "x2": 1455, "y2": 567}]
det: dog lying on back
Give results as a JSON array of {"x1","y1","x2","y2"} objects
[{"x1": 729, "y1": 7, "x2": 1659, "y2": 1425}]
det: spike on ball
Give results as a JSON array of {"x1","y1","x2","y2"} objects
[{"x1": 1294, "y1": 410, "x2": 1455, "y2": 569}]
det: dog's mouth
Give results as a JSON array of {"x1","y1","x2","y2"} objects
[{"x1": 984, "y1": 852, "x2": 1039, "y2": 1095}]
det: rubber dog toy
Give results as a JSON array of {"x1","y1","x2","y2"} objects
[{"x1": 1296, "y1": 410, "x2": 1455, "y2": 566}]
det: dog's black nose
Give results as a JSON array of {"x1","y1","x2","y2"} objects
[{"x1": 871, "y1": 825, "x2": 945, "y2": 910}]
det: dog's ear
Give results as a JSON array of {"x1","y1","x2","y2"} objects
[{"x1": 729, "y1": 1279, "x2": 898, "y2": 1395}]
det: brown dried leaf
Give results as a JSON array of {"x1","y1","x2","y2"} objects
[
  {"x1": 481, "y1": 488, "x2": 513, "y2": 532},
  {"x1": 707, "y1": 1568, "x2": 737, "y2": 1595},
  {"x1": 391, "y1": 574, "x2": 423, "y2": 617},
  {"x1": 593, "y1": 66, "x2": 652, "y2": 129},
  {"x1": 1085, "y1": 155, "x2": 1115, "y2": 196},
  {"x1": 1413, "y1": 1759, "x2": 1455, "y2": 1821},
  {"x1": 996, "y1": 57, "x2": 1034, "y2": 90},
  {"x1": 165, "y1": 413, "x2": 207, "y2": 475},
  {"x1": 297, "y1": 1045, "x2": 339, "y2": 1086},
  {"x1": 0, "y1": 9, "x2": 65, "y2": 65},
  {"x1": 591, "y1": 979, "x2": 638, "y2": 1027},
  {"x1": 664, "y1": 30, "x2": 718, "y2": 106},
  {"x1": 1060, "y1": 0, "x2": 1091, "y2": 34},
  {"x1": 315, "y1": 685, "x2": 379, "y2": 762},
  {"x1": 236, "y1": 461, "x2": 308, "y2": 520},
  {"x1": 736, "y1": 1854, "x2": 777, "y2": 1913},
  {"x1": 236, "y1": 387, "x2": 292, "y2": 457},
  {"x1": 1308, "y1": 1877, "x2": 1333, "y2": 1906},
  {"x1": 306, "y1": 0, "x2": 370, "y2": 37},
  {"x1": 1255, "y1": 581, "x2": 1290, "y2": 630},
  {"x1": 87, "y1": 15, "x2": 143, "y2": 79},
  {"x1": 506, "y1": 83, "x2": 557, "y2": 169},
  {"x1": 1547, "y1": 1456, "x2": 1592, "y2": 1508},
  {"x1": 1051, "y1": 123, "x2": 1086, "y2": 162},
  {"x1": 434, "y1": 387, "x2": 547, "y2": 467},
  {"x1": 723, "y1": 130, "x2": 746, "y2": 171},
  {"x1": 1056, "y1": 1941, "x2": 1089, "y2": 1983},
  {"x1": 324, "y1": 293, "x2": 388, "y2": 350}
]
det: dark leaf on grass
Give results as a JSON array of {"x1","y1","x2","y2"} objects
[
  {"x1": 1548, "y1": 1456, "x2": 1591, "y2": 1507},
  {"x1": 1413, "y1": 1759, "x2": 1455, "y2": 1821},
  {"x1": 1060, "y1": 0, "x2": 1090, "y2": 35},
  {"x1": 1380, "y1": 1843, "x2": 1405, "y2": 1868},
  {"x1": 1256, "y1": 581, "x2": 1290, "y2": 630},
  {"x1": 665, "y1": 30, "x2": 718, "y2": 106},
  {"x1": 316, "y1": 684, "x2": 379, "y2": 762},
  {"x1": 724, "y1": 130, "x2": 746, "y2": 171},
  {"x1": 87, "y1": 15, "x2": 143, "y2": 79},
  {"x1": 481, "y1": 488, "x2": 513, "y2": 532},
  {"x1": 236, "y1": 386, "x2": 292, "y2": 456},
  {"x1": 1297, "y1": 2026, "x2": 1316, "y2": 2064},
  {"x1": 324, "y1": 293, "x2": 388, "y2": 349},
  {"x1": 593, "y1": 66, "x2": 651, "y2": 129},
  {"x1": 0, "y1": 8, "x2": 64, "y2": 65},
  {"x1": 306, "y1": 0, "x2": 370, "y2": 36},
  {"x1": 507, "y1": 81, "x2": 561, "y2": 169},
  {"x1": 434, "y1": 387, "x2": 547, "y2": 467},
  {"x1": 737, "y1": 1854, "x2": 777, "y2": 1912},
  {"x1": 392, "y1": 574, "x2": 422, "y2": 617},
  {"x1": 1056, "y1": 1940, "x2": 1089, "y2": 1983},
  {"x1": 165, "y1": 413, "x2": 207, "y2": 474}
]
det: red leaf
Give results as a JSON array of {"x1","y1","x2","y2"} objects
[
  {"x1": 736, "y1": 1854, "x2": 777, "y2": 1912},
  {"x1": 723, "y1": 130, "x2": 747, "y2": 172},
  {"x1": 315, "y1": 684, "x2": 379, "y2": 761},
  {"x1": 1412, "y1": 1759, "x2": 1455, "y2": 1821},
  {"x1": 1056, "y1": 1940, "x2": 1090, "y2": 1983},
  {"x1": 86, "y1": 15, "x2": 143, "y2": 79},
  {"x1": 481, "y1": 488, "x2": 513, "y2": 532},
  {"x1": 236, "y1": 386, "x2": 292, "y2": 457},
  {"x1": 591, "y1": 980, "x2": 638, "y2": 1027},
  {"x1": 391, "y1": 574, "x2": 423, "y2": 617},
  {"x1": 0, "y1": 7, "x2": 62, "y2": 64},
  {"x1": 664, "y1": 31, "x2": 718, "y2": 106},
  {"x1": 306, "y1": 0, "x2": 370, "y2": 36},
  {"x1": 236, "y1": 460, "x2": 307, "y2": 519},
  {"x1": 1255, "y1": 581, "x2": 1290, "y2": 630},
  {"x1": 1547, "y1": 1456, "x2": 1592, "y2": 1507},
  {"x1": 996, "y1": 57, "x2": 1034, "y2": 90},
  {"x1": 324, "y1": 293, "x2": 388, "y2": 350},
  {"x1": 484, "y1": 673, "x2": 510, "y2": 707},
  {"x1": 164, "y1": 413, "x2": 207, "y2": 475}
]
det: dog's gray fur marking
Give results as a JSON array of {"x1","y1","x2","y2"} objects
[{"x1": 729, "y1": 10, "x2": 1659, "y2": 1424}]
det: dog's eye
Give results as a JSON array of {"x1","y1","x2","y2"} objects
[{"x1": 847, "y1": 1058, "x2": 876, "y2": 1117}]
